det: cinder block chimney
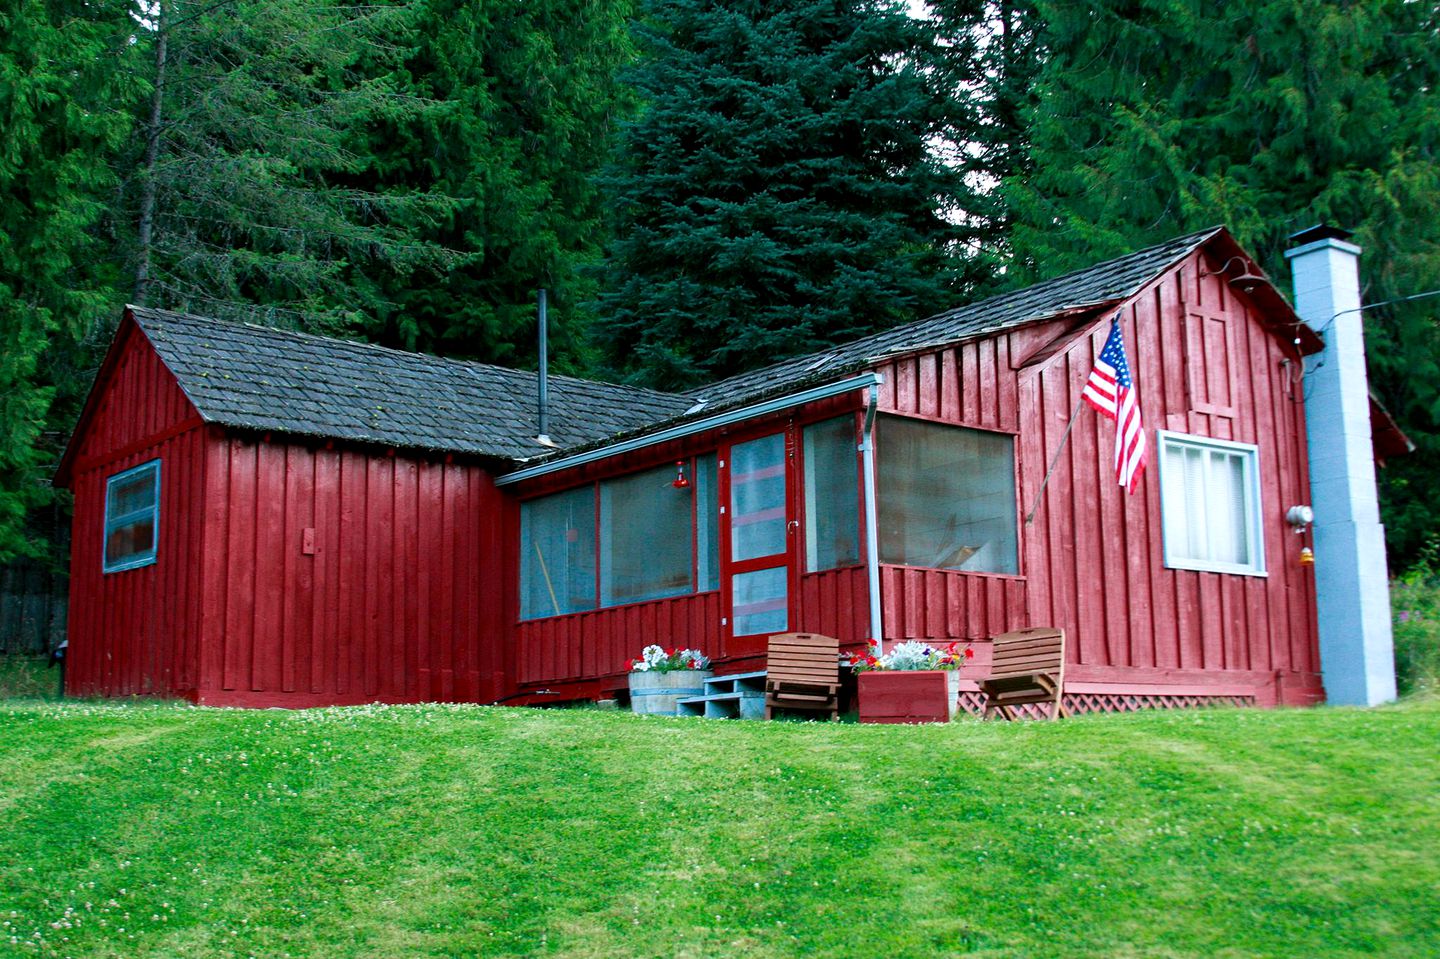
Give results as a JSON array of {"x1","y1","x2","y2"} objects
[{"x1": 1285, "y1": 225, "x2": 1397, "y2": 706}]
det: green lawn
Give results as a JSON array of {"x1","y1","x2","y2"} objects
[{"x1": 1, "y1": 698, "x2": 1436, "y2": 959}]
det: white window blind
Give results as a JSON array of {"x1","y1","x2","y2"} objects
[{"x1": 1158, "y1": 431, "x2": 1264, "y2": 575}]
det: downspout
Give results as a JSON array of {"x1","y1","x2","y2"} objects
[{"x1": 859, "y1": 384, "x2": 884, "y2": 653}]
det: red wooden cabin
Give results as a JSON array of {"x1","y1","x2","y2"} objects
[{"x1": 57, "y1": 227, "x2": 1367, "y2": 710}]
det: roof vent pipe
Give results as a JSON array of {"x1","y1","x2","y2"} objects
[
  {"x1": 1285, "y1": 225, "x2": 1396, "y2": 705},
  {"x1": 536, "y1": 288, "x2": 554, "y2": 447}
]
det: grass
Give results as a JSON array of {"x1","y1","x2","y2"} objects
[{"x1": 1, "y1": 699, "x2": 1437, "y2": 958}]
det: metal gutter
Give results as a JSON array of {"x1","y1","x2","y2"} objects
[
  {"x1": 858, "y1": 383, "x2": 884, "y2": 652},
  {"x1": 495, "y1": 372, "x2": 885, "y2": 486}
]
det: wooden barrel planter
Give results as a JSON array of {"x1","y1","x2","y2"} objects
[{"x1": 628, "y1": 670, "x2": 713, "y2": 716}]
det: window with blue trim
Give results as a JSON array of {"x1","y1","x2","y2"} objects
[{"x1": 104, "y1": 460, "x2": 161, "y2": 572}]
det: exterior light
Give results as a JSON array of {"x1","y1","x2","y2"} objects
[
  {"x1": 1286, "y1": 504, "x2": 1314, "y2": 533},
  {"x1": 1299, "y1": 547, "x2": 1315, "y2": 567}
]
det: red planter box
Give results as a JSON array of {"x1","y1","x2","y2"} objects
[{"x1": 858, "y1": 670, "x2": 960, "y2": 724}]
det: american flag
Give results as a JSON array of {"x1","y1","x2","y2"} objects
[{"x1": 1082, "y1": 315, "x2": 1147, "y2": 493}]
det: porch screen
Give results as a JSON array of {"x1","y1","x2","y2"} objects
[
  {"x1": 877, "y1": 416, "x2": 1018, "y2": 574},
  {"x1": 600, "y1": 464, "x2": 694, "y2": 605},
  {"x1": 696, "y1": 454, "x2": 720, "y2": 592},
  {"x1": 520, "y1": 486, "x2": 597, "y2": 618},
  {"x1": 804, "y1": 417, "x2": 860, "y2": 571}
]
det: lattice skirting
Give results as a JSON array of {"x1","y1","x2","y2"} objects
[{"x1": 956, "y1": 690, "x2": 1257, "y2": 720}]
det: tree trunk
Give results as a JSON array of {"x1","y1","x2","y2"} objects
[{"x1": 133, "y1": 2, "x2": 169, "y2": 306}]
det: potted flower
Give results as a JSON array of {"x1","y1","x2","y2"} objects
[
  {"x1": 850, "y1": 640, "x2": 973, "y2": 724},
  {"x1": 626, "y1": 645, "x2": 713, "y2": 716}
]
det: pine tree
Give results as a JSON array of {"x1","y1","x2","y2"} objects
[
  {"x1": 1003, "y1": 0, "x2": 1440, "y2": 564},
  {"x1": 358, "y1": 0, "x2": 636, "y2": 372},
  {"x1": 596, "y1": 0, "x2": 979, "y2": 388},
  {"x1": 120, "y1": 0, "x2": 453, "y2": 333},
  {"x1": 0, "y1": 0, "x2": 141, "y2": 560}
]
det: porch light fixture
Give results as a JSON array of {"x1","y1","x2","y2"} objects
[
  {"x1": 672, "y1": 460, "x2": 690, "y2": 489},
  {"x1": 1285, "y1": 504, "x2": 1314, "y2": 534},
  {"x1": 1201, "y1": 255, "x2": 1267, "y2": 293}
]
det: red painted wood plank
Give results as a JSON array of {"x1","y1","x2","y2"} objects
[
  {"x1": 457, "y1": 469, "x2": 481, "y2": 699},
  {"x1": 396, "y1": 458, "x2": 420, "y2": 699},
  {"x1": 283, "y1": 446, "x2": 315, "y2": 694},
  {"x1": 978, "y1": 336, "x2": 999, "y2": 431},
  {"x1": 1067, "y1": 336, "x2": 1107, "y2": 667},
  {"x1": 223, "y1": 440, "x2": 258, "y2": 691},
  {"x1": 312, "y1": 447, "x2": 340, "y2": 695},
  {"x1": 940, "y1": 348, "x2": 960, "y2": 421},
  {"x1": 960, "y1": 341, "x2": 980, "y2": 425},
  {"x1": 252, "y1": 441, "x2": 286, "y2": 693},
  {"x1": 918, "y1": 353, "x2": 939, "y2": 419}
]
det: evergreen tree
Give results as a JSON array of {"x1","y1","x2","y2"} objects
[
  {"x1": 1003, "y1": 0, "x2": 1440, "y2": 565},
  {"x1": 596, "y1": 0, "x2": 979, "y2": 388},
  {"x1": 0, "y1": 0, "x2": 140, "y2": 560},
  {"x1": 929, "y1": 0, "x2": 1042, "y2": 266},
  {"x1": 359, "y1": 0, "x2": 636, "y2": 371},
  {"x1": 120, "y1": 0, "x2": 453, "y2": 333}
]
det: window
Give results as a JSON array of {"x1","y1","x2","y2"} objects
[
  {"x1": 103, "y1": 460, "x2": 161, "y2": 572},
  {"x1": 1158, "y1": 431, "x2": 1264, "y2": 575},
  {"x1": 804, "y1": 416, "x2": 860, "y2": 571},
  {"x1": 520, "y1": 486, "x2": 596, "y2": 618},
  {"x1": 600, "y1": 464, "x2": 694, "y2": 605},
  {"x1": 877, "y1": 417, "x2": 1018, "y2": 575},
  {"x1": 519, "y1": 456, "x2": 722, "y2": 621}
]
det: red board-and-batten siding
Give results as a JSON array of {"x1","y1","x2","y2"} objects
[
  {"x1": 65, "y1": 321, "x2": 509, "y2": 706},
  {"x1": 66, "y1": 323, "x2": 205, "y2": 699},
  {"x1": 516, "y1": 248, "x2": 1320, "y2": 706},
  {"x1": 876, "y1": 248, "x2": 1320, "y2": 706}
]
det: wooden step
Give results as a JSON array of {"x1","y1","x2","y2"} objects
[{"x1": 675, "y1": 689, "x2": 766, "y2": 720}]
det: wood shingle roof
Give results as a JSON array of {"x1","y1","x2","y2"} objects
[
  {"x1": 693, "y1": 226, "x2": 1226, "y2": 407},
  {"x1": 130, "y1": 307, "x2": 695, "y2": 462},
  {"x1": 95, "y1": 226, "x2": 1286, "y2": 473}
]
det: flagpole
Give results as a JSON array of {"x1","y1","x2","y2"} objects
[{"x1": 1024, "y1": 391, "x2": 1088, "y2": 526}]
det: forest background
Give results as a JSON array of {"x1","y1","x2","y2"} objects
[{"x1": 2, "y1": 0, "x2": 1437, "y2": 606}]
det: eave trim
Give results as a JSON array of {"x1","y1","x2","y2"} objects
[{"x1": 495, "y1": 372, "x2": 885, "y2": 487}]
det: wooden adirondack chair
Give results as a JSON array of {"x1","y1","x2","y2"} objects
[
  {"x1": 978, "y1": 627, "x2": 1067, "y2": 720},
  {"x1": 764, "y1": 632, "x2": 841, "y2": 720}
]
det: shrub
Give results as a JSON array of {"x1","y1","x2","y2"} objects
[{"x1": 1392, "y1": 543, "x2": 1440, "y2": 697}]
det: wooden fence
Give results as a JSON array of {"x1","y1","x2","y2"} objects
[{"x1": 1, "y1": 550, "x2": 68, "y2": 656}]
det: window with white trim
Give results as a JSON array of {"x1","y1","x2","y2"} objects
[
  {"x1": 103, "y1": 460, "x2": 161, "y2": 572},
  {"x1": 1158, "y1": 431, "x2": 1265, "y2": 575}
]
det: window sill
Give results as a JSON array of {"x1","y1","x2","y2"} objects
[
  {"x1": 103, "y1": 554, "x2": 158, "y2": 575},
  {"x1": 879, "y1": 562, "x2": 1025, "y2": 582},
  {"x1": 1164, "y1": 559, "x2": 1268, "y2": 578}
]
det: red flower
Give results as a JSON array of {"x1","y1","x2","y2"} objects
[{"x1": 964, "y1": 647, "x2": 975, "y2": 659}]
